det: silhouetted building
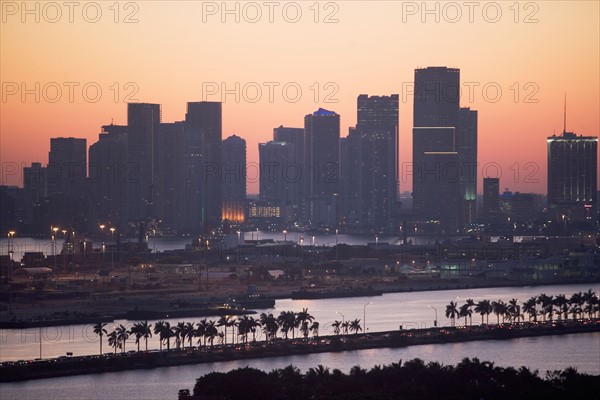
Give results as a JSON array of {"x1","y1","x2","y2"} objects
[
  {"x1": 259, "y1": 141, "x2": 294, "y2": 206},
  {"x1": 185, "y1": 101, "x2": 222, "y2": 231},
  {"x1": 457, "y1": 107, "x2": 478, "y2": 225},
  {"x1": 154, "y1": 122, "x2": 185, "y2": 232},
  {"x1": 547, "y1": 131, "x2": 597, "y2": 222},
  {"x1": 273, "y1": 126, "x2": 304, "y2": 213},
  {"x1": 483, "y1": 177, "x2": 500, "y2": 218},
  {"x1": 89, "y1": 124, "x2": 128, "y2": 227},
  {"x1": 23, "y1": 162, "x2": 47, "y2": 227},
  {"x1": 342, "y1": 95, "x2": 399, "y2": 232},
  {"x1": 222, "y1": 134, "x2": 246, "y2": 223},
  {"x1": 127, "y1": 103, "x2": 161, "y2": 220},
  {"x1": 303, "y1": 108, "x2": 340, "y2": 226},
  {"x1": 47, "y1": 137, "x2": 87, "y2": 196},
  {"x1": 412, "y1": 67, "x2": 475, "y2": 232}
]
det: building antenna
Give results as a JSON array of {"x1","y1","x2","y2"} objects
[{"x1": 563, "y1": 93, "x2": 567, "y2": 134}]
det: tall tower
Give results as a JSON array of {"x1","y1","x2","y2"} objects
[
  {"x1": 304, "y1": 108, "x2": 340, "y2": 226},
  {"x1": 184, "y1": 101, "x2": 222, "y2": 231},
  {"x1": 354, "y1": 94, "x2": 399, "y2": 232},
  {"x1": 482, "y1": 177, "x2": 500, "y2": 218},
  {"x1": 412, "y1": 67, "x2": 475, "y2": 233},
  {"x1": 222, "y1": 134, "x2": 246, "y2": 223},
  {"x1": 127, "y1": 103, "x2": 161, "y2": 220},
  {"x1": 547, "y1": 119, "x2": 597, "y2": 222}
]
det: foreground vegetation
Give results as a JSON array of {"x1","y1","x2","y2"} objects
[{"x1": 178, "y1": 357, "x2": 599, "y2": 400}]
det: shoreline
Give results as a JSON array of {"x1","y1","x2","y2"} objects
[{"x1": 1, "y1": 319, "x2": 598, "y2": 383}]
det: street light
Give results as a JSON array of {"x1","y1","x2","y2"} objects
[
  {"x1": 335, "y1": 228, "x2": 339, "y2": 260},
  {"x1": 336, "y1": 311, "x2": 345, "y2": 324},
  {"x1": 428, "y1": 305, "x2": 438, "y2": 327},
  {"x1": 283, "y1": 230, "x2": 287, "y2": 242},
  {"x1": 110, "y1": 227, "x2": 116, "y2": 268},
  {"x1": 364, "y1": 301, "x2": 372, "y2": 332}
]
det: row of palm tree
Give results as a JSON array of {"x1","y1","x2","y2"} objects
[
  {"x1": 445, "y1": 290, "x2": 599, "y2": 327},
  {"x1": 330, "y1": 319, "x2": 363, "y2": 335},
  {"x1": 92, "y1": 308, "x2": 321, "y2": 355}
]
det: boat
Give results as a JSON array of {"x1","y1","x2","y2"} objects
[
  {"x1": 290, "y1": 288, "x2": 383, "y2": 300},
  {"x1": 223, "y1": 293, "x2": 275, "y2": 309}
]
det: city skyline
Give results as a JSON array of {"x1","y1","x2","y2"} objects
[{"x1": 2, "y1": 1, "x2": 599, "y2": 195}]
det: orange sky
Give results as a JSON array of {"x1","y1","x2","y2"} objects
[{"x1": 1, "y1": 1, "x2": 599, "y2": 195}]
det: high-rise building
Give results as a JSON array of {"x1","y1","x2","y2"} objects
[
  {"x1": 222, "y1": 134, "x2": 246, "y2": 223},
  {"x1": 482, "y1": 177, "x2": 500, "y2": 218},
  {"x1": 457, "y1": 107, "x2": 478, "y2": 225},
  {"x1": 355, "y1": 94, "x2": 399, "y2": 231},
  {"x1": 412, "y1": 67, "x2": 476, "y2": 232},
  {"x1": 89, "y1": 124, "x2": 128, "y2": 226},
  {"x1": 259, "y1": 141, "x2": 294, "y2": 204},
  {"x1": 46, "y1": 137, "x2": 88, "y2": 231},
  {"x1": 127, "y1": 103, "x2": 161, "y2": 220},
  {"x1": 154, "y1": 122, "x2": 185, "y2": 232},
  {"x1": 303, "y1": 108, "x2": 340, "y2": 226},
  {"x1": 185, "y1": 101, "x2": 222, "y2": 231},
  {"x1": 547, "y1": 131, "x2": 598, "y2": 221},
  {"x1": 47, "y1": 137, "x2": 87, "y2": 196},
  {"x1": 23, "y1": 162, "x2": 47, "y2": 204},
  {"x1": 273, "y1": 126, "x2": 304, "y2": 212}
]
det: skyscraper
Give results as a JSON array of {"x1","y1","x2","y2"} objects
[
  {"x1": 412, "y1": 67, "x2": 476, "y2": 232},
  {"x1": 89, "y1": 124, "x2": 128, "y2": 226},
  {"x1": 47, "y1": 137, "x2": 87, "y2": 196},
  {"x1": 482, "y1": 177, "x2": 500, "y2": 218},
  {"x1": 222, "y1": 134, "x2": 246, "y2": 223},
  {"x1": 184, "y1": 101, "x2": 222, "y2": 231},
  {"x1": 547, "y1": 131, "x2": 597, "y2": 221},
  {"x1": 154, "y1": 122, "x2": 185, "y2": 232},
  {"x1": 259, "y1": 141, "x2": 294, "y2": 204},
  {"x1": 355, "y1": 94, "x2": 399, "y2": 231},
  {"x1": 273, "y1": 126, "x2": 304, "y2": 212},
  {"x1": 46, "y1": 137, "x2": 88, "y2": 231},
  {"x1": 457, "y1": 107, "x2": 478, "y2": 225},
  {"x1": 303, "y1": 108, "x2": 340, "y2": 226},
  {"x1": 127, "y1": 103, "x2": 161, "y2": 220}
]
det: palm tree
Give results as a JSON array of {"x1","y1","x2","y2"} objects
[
  {"x1": 93, "y1": 322, "x2": 108, "y2": 355},
  {"x1": 248, "y1": 316, "x2": 261, "y2": 342},
  {"x1": 237, "y1": 316, "x2": 252, "y2": 344},
  {"x1": 507, "y1": 298, "x2": 520, "y2": 323},
  {"x1": 341, "y1": 320, "x2": 350, "y2": 335},
  {"x1": 173, "y1": 321, "x2": 186, "y2": 349},
  {"x1": 205, "y1": 320, "x2": 218, "y2": 347},
  {"x1": 459, "y1": 303, "x2": 472, "y2": 327},
  {"x1": 296, "y1": 308, "x2": 314, "y2": 339},
  {"x1": 130, "y1": 322, "x2": 143, "y2": 352},
  {"x1": 260, "y1": 312, "x2": 278, "y2": 342},
  {"x1": 331, "y1": 320, "x2": 341, "y2": 335},
  {"x1": 349, "y1": 319, "x2": 362, "y2": 334},
  {"x1": 116, "y1": 324, "x2": 129, "y2": 353},
  {"x1": 569, "y1": 292, "x2": 584, "y2": 320},
  {"x1": 107, "y1": 330, "x2": 120, "y2": 354},
  {"x1": 445, "y1": 300, "x2": 459, "y2": 327},
  {"x1": 139, "y1": 321, "x2": 152, "y2": 351},
  {"x1": 195, "y1": 319, "x2": 208, "y2": 348},
  {"x1": 154, "y1": 321, "x2": 166, "y2": 351},
  {"x1": 474, "y1": 300, "x2": 491, "y2": 325},
  {"x1": 522, "y1": 297, "x2": 537, "y2": 322},
  {"x1": 310, "y1": 321, "x2": 320, "y2": 338},
  {"x1": 582, "y1": 289, "x2": 597, "y2": 318},
  {"x1": 277, "y1": 311, "x2": 295, "y2": 339},
  {"x1": 217, "y1": 316, "x2": 232, "y2": 345},
  {"x1": 491, "y1": 300, "x2": 507, "y2": 324},
  {"x1": 184, "y1": 322, "x2": 195, "y2": 348},
  {"x1": 554, "y1": 294, "x2": 569, "y2": 321},
  {"x1": 538, "y1": 294, "x2": 554, "y2": 322}
]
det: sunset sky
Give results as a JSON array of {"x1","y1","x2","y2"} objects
[{"x1": 1, "y1": 0, "x2": 598, "y2": 195}]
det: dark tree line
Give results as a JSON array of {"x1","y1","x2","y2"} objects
[{"x1": 179, "y1": 357, "x2": 599, "y2": 400}]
